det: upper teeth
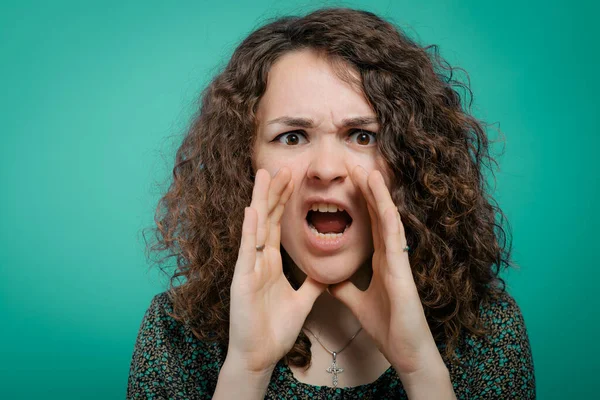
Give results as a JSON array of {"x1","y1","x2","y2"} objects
[{"x1": 310, "y1": 203, "x2": 344, "y2": 212}]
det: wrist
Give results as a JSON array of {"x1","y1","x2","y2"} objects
[
  {"x1": 391, "y1": 343, "x2": 455, "y2": 399},
  {"x1": 221, "y1": 355, "x2": 276, "y2": 380},
  {"x1": 214, "y1": 358, "x2": 275, "y2": 400},
  {"x1": 222, "y1": 346, "x2": 279, "y2": 375},
  {"x1": 397, "y1": 358, "x2": 454, "y2": 400},
  {"x1": 398, "y1": 360, "x2": 449, "y2": 385}
]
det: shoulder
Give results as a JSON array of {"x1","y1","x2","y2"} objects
[
  {"x1": 134, "y1": 290, "x2": 219, "y2": 350},
  {"x1": 476, "y1": 289, "x2": 530, "y2": 346},
  {"x1": 463, "y1": 288, "x2": 532, "y2": 358},
  {"x1": 132, "y1": 291, "x2": 187, "y2": 343},
  {"x1": 138, "y1": 291, "x2": 177, "y2": 331},
  {"x1": 127, "y1": 291, "x2": 225, "y2": 399},
  {"x1": 145, "y1": 291, "x2": 175, "y2": 317},
  {"x1": 461, "y1": 289, "x2": 536, "y2": 398}
]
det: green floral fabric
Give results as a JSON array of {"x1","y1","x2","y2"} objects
[{"x1": 127, "y1": 290, "x2": 535, "y2": 399}]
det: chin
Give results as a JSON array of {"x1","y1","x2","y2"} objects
[
  {"x1": 304, "y1": 264, "x2": 357, "y2": 285},
  {"x1": 283, "y1": 248, "x2": 370, "y2": 286}
]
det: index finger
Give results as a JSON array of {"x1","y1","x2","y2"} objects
[
  {"x1": 351, "y1": 165, "x2": 382, "y2": 251},
  {"x1": 249, "y1": 169, "x2": 270, "y2": 247},
  {"x1": 367, "y1": 170, "x2": 406, "y2": 255}
]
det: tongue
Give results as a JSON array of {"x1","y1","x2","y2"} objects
[{"x1": 309, "y1": 211, "x2": 349, "y2": 234}]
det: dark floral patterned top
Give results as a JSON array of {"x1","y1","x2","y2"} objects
[{"x1": 127, "y1": 289, "x2": 535, "y2": 399}]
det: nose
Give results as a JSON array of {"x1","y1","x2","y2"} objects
[{"x1": 306, "y1": 139, "x2": 348, "y2": 184}]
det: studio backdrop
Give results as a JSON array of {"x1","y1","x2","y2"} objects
[{"x1": 0, "y1": 0, "x2": 597, "y2": 398}]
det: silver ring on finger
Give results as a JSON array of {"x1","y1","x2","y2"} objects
[{"x1": 255, "y1": 244, "x2": 265, "y2": 252}]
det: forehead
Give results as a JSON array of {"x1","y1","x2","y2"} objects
[{"x1": 256, "y1": 50, "x2": 374, "y2": 124}]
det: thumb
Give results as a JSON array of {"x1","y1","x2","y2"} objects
[{"x1": 328, "y1": 280, "x2": 364, "y2": 314}]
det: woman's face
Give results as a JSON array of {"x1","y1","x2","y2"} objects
[{"x1": 253, "y1": 49, "x2": 391, "y2": 284}]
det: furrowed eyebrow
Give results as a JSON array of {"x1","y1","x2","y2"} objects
[
  {"x1": 266, "y1": 116, "x2": 378, "y2": 128},
  {"x1": 340, "y1": 116, "x2": 379, "y2": 127},
  {"x1": 266, "y1": 116, "x2": 315, "y2": 128}
]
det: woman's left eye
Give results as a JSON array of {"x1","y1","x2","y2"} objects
[{"x1": 348, "y1": 129, "x2": 377, "y2": 146}]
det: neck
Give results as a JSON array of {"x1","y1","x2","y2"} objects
[
  {"x1": 284, "y1": 253, "x2": 372, "y2": 344},
  {"x1": 308, "y1": 290, "x2": 360, "y2": 336}
]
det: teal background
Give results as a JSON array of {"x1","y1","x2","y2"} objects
[{"x1": 1, "y1": 0, "x2": 597, "y2": 398}]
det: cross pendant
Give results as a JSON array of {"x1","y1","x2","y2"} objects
[{"x1": 326, "y1": 352, "x2": 344, "y2": 388}]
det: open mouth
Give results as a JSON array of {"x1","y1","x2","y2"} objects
[{"x1": 306, "y1": 203, "x2": 353, "y2": 239}]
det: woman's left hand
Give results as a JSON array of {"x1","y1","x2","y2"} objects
[{"x1": 329, "y1": 166, "x2": 445, "y2": 379}]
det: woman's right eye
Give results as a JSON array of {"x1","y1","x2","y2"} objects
[{"x1": 274, "y1": 131, "x2": 308, "y2": 146}]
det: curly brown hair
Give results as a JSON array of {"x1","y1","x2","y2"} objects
[{"x1": 145, "y1": 7, "x2": 514, "y2": 369}]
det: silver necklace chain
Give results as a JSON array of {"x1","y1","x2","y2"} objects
[
  {"x1": 303, "y1": 326, "x2": 363, "y2": 355},
  {"x1": 303, "y1": 326, "x2": 363, "y2": 388}
]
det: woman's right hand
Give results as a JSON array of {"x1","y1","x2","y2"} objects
[{"x1": 225, "y1": 167, "x2": 327, "y2": 375}]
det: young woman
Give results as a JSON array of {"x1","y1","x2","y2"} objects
[{"x1": 127, "y1": 8, "x2": 535, "y2": 399}]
